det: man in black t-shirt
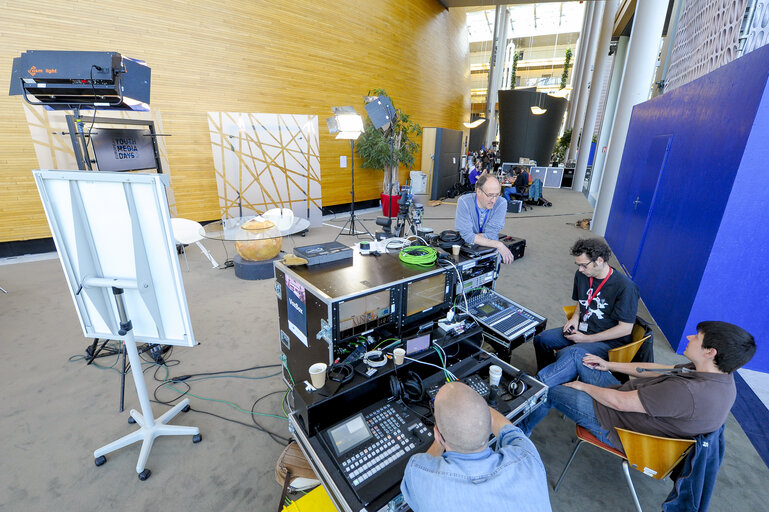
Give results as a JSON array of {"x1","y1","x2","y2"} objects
[
  {"x1": 503, "y1": 168, "x2": 529, "y2": 202},
  {"x1": 533, "y1": 238, "x2": 640, "y2": 371}
]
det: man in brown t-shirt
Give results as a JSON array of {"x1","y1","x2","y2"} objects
[{"x1": 519, "y1": 321, "x2": 755, "y2": 451}]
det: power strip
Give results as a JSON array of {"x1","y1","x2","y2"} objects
[
  {"x1": 359, "y1": 240, "x2": 389, "y2": 255},
  {"x1": 437, "y1": 319, "x2": 465, "y2": 335}
]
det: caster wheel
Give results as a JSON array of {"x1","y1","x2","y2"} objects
[
  {"x1": 128, "y1": 416, "x2": 136, "y2": 424},
  {"x1": 138, "y1": 469, "x2": 151, "y2": 481},
  {"x1": 94, "y1": 455, "x2": 106, "y2": 467},
  {"x1": 192, "y1": 433, "x2": 202, "y2": 443},
  {"x1": 182, "y1": 404, "x2": 191, "y2": 413}
]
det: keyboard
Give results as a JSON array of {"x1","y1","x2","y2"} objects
[
  {"x1": 459, "y1": 288, "x2": 545, "y2": 345},
  {"x1": 321, "y1": 399, "x2": 432, "y2": 505}
]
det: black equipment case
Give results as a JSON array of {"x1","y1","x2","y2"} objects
[{"x1": 498, "y1": 235, "x2": 526, "y2": 260}]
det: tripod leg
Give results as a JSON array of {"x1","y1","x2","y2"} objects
[
  {"x1": 334, "y1": 215, "x2": 354, "y2": 241},
  {"x1": 86, "y1": 338, "x2": 106, "y2": 365},
  {"x1": 120, "y1": 343, "x2": 127, "y2": 413}
]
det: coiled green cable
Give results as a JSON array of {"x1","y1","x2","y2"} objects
[{"x1": 399, "y1": 245, "x2": 438, "y2": 266}]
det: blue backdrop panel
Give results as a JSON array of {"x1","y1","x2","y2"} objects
[
  {"x1": 683, "y1": 77, "x2": 769, "y2": 372},
  {"x1": 605, "y1": 43, "x2": 769, "y2": 359}
]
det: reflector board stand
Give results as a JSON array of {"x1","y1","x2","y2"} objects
[
  {"x1": 92, "y1": 283, "x2": 199, "y2": 480},
  {"x1": 33, "y1": 170, "x2": 201, "y2": 481}
]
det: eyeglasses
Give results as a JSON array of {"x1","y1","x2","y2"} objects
[
  {"x1": 478, "y1": 188, "x2": 500, "y2": 199},
  {"x1": 575, "y1": 259, "x2": 596, "y2": 270}
]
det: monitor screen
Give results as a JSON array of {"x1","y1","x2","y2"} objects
[
  {"x1": 91, "y1": 127, "x2": 157, "y2": 172},
  {"x1": 326, "y1": 413, "x2": 373, "y2": 456},
  {"x1": 338, "y1": 289, "x2": 393, "y2": 339},
  {"x1": 406, "y1": 333, "x2": 431, "y2": 355},
  {"x1": 406, "y1": 273, "x2": 447, "y2": 318}
]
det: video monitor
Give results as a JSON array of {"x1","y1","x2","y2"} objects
[
  {"x1": 325, "y1": 413, "x2": 373, "y2": 456},
  {"x1": 338, "y1": 288, "x2": 394, "y2": 340},
  {"x1": 406, "y1": 333, "x2": 431, "y2": 355},
  {"x1": 402, "y1": 272, "x2": 450, "y2": 326},
  {"x1": 91, "y1": 127, "x2": 158, "y2": 172}
]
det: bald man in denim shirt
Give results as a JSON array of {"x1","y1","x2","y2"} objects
[{"x1": 400, "y1": 382, "x2": 551, "y2": 512}]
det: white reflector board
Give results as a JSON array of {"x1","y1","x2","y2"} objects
[{"x1": 33, "y1": 170, "x2": 196, "y2": 347}]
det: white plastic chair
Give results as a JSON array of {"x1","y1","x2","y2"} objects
[
  {"x1": 262, "y1": 208, "x2": 295, "y2": 231},
  {"x1": 170, "y1": 218, "x2": 218, "y2": 270}
]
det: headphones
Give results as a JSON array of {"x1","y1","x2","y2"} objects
[
  {"x1": 390, "y1": 371, "x2": 425, "y2": 403},
  {"x1": 507, "y1": 371, "x2": 527, "y2": 398},
  {"x1": 437, "y1": 230, "x2": 463, "y2": 252},
  {"x1": 439, "y1": 230, "x2": 461, "y2": 243}
]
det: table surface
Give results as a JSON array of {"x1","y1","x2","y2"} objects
[
  {"x1": 200, "y1": 216, "x2": 310, "y2": 241},
  {"x1": 277, "y1": 250, "x2": 451, "y2": 300}
]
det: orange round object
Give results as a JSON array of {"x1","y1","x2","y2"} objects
[{"x1": 235, "y1": 220, "x2": 282, "y2": 261}]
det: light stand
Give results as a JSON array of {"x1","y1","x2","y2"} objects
[
  {"x1": 326, "y1": 107, "x2": 373, "y2": 240},
  {"x1": 363, "y1": 95, "x2": 398, "y2": 238}
]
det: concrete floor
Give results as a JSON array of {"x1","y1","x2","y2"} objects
[{"x1": 1, "y1": 188, "x2": 767, "y2": 511}]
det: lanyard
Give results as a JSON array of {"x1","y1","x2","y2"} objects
[
  {"x1": 584, "y1": 267, "x2": 613, "y2": 320},
  {"x1": 475, "y1": 203, "x2": 489, "y2": 233}
]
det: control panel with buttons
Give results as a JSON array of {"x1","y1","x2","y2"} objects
[{"x1": 321, "y1": 398, "x2": 432, "y2": 505}]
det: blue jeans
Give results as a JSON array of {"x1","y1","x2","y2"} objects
[
  {"x1": 533, "y1": 327, "x2": 623, "y2": 371},
  {"x1": 503, "y1": 187, "x2": 520, "y2": 202},
  {"x1": 520, "y1": 346, "x2": 621, "y2": 448}
]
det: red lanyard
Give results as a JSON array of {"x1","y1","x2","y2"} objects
[{"x1": 584, "y1": 268, "x2": 612, "y2": 320}]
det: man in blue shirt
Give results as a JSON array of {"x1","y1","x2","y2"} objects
[
  {"x1": 454, "y1": 174, "x2": 514, "y2": 263},
  {"x1": 400, "y1": 381, "x2": 552, "y2": 512},
  {"x1": 468, "y1": 162, "x2": 480, "y2": 186}
]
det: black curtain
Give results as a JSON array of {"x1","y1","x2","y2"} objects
[{"x1": 498, "y1": 90, "x2": 567, "y2": 166}]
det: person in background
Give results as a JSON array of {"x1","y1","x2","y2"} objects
[
  {"x1": 468, "y1": 161, "x2": 480, "y2": 186},
  {"x1": 503, "y1": 167, "x2": 529, "y2": 202},
  {"x1": 454, "y1": 174, "x2": 514, "y2": 263}
]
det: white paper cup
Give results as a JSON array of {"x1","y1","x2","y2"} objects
[
  {"x1": 452, "y1": 244, "x2": 461, "y2": 256},
  {"x1": 309, "y1": 363, "x2": 327, "y2": 389},
  {"x1": 393, "y1": 348, "x2": 406, "y2": 365},
  {"x1": 489, "y1": 365, "x2": 502, "y2": 387}
]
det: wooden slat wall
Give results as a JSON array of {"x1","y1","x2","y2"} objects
[{"x1": 0, "y1": 0, "x2": 469, "y2": 242}]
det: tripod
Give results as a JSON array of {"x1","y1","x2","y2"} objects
[{"x1": 335, "y1": 139, "x2": 373, "y2": 240}]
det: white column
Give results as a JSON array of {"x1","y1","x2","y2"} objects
[
  {"x1": 592, "y1": 0, "x2": 668, "y2": 236},
  {"x1": 565, "y1": 2, "x2": 594, "y2": 133},
  {"x1": 572, "y1": 0, "x2": 620, "y2": 192},
  {"x1": 589, "y1": 35, "x2": 629, "y2": 206},
  {"x1": 485, "y1": 5, "x2": 510, "y2": 149},
  {"x1": 567, "y1": 0, "x2": 605, "y2": 161},
  {"x1": 655, "y1": 0, "x2": 685, "y2": 95}
]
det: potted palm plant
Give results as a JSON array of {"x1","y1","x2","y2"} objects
[{"x1": 356, "y1": 89, "x2": 422, "y2": 215}]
